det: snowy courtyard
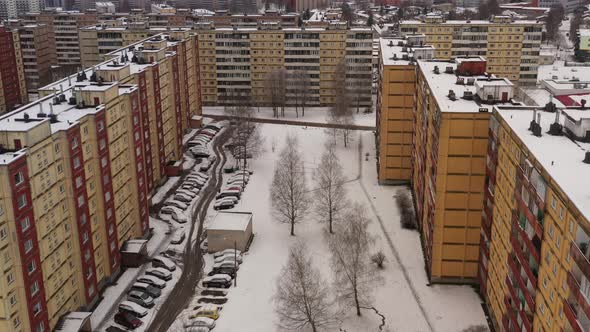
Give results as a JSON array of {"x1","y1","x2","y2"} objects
[{"x1": 172, "y1": 122, "x2": 488, "y2": 332}]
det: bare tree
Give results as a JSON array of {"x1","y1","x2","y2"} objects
[
  {"x1": 544, "y1": 4, "x2": 564, "y2": 43},
  {"x1": 274, "y1": 241, "x2": 338, "y2": 332},
  {"x1": 266, "y1": 68, "x2": 287, "y2": 118},
  {"x1": 314, "y1": 139, "x2": 348, "y2": 234},
  {"x1": 271, "y1": 134, "x2": 310, "y2": 236},
  {"x1": 328, "y1": 203, "x2": 379, "y2": 316},
  {"x1": 329, "y1": 60, "x2": 354, "y2": 147},
  {"x1": 231, "y1": 104, "x2": 265, "y2": 180},
  {"x1": 290, "y1": 70, "x2": 311, "y2": 117}
]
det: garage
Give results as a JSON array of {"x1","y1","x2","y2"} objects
[{"x1": 207, "y1": 211, "x2": 253, "y2": 253}]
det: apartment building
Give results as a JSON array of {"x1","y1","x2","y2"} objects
[
  {"x1": 479, "y1": 102, "x2": 590, "y2": 332},
  {"x1": 5, "y1": 23, "x2": 57, "y2": 94},
  {"x1": 0, "y1": 26, "x2": 28, "y2": 115},
  {"x1": 0, "y1": 0, "x2": 42, "y2": 20},
  {"x1": 399, "y1": 15, "x2": 543, "y2": 86},
  {"x1": 0, "y1": 31, "x2": 200, "y2": 332},
  {"x1": 23, "y1": 10, "x2": 98, "y2": 78},
  {"x1": 196, "y1": 22, "x2": 372, "y2": 107},
  {"x1": 376, "y1": 36, "x2": 434, "y2": 183},
  {"x1": 79, "y1": 26, "x2": 151, "y2": 67}
]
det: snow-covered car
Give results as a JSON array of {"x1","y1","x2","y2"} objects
[
  {"x1": 213, "y1": 200, "x2": 234, "y2": 210},
  {"x1": 189, "y1": 304, "x2": 220, "y2": 320},
  {"x1": 131, "y1": 282, "x2": 161, "y2": 298},
  {"x1": 146, "y1": 267, "x2": 172, "y2": 281},
  {"x1": 200, "y1": 288, "x2": 228, "y2": 297},
  {"x1": 226, "y1": 177, "x2": 247, "y2": 185},
  {"x1": 213, "y1": 249, "x2": 242, "y2": 259},
  {"x1": 183, "y1": 316, "x2": 216, "y2": 329},
  {"x1": 215, "y1": 189, "x2": 241, "y2": 200},
  {"x1": 197, "y1": 296, "x2": 228, "y2": 305},
  {"x1": 200, "y1": 160, "x2": 211, "y2": 172},
  {"x1": 216, "y1": 196, "x2": 238, "y2": 205},
  {"x1": 213, "y1": 261, "x2": 239, "y2": 270},
  {"x1": 204, "y1": 122, "x2": 222, "y2": 131},
  {"x1": 137, "y1": 275, "x2": 166, "y2": 289},
  {"x1": 152, "y1": 255, "x2": 176, "y2": 271},
  {"x1": 186, "y1": 175, "x2": 206, "y2": 184},
  {"x1": 160, "y1": 205, "x2": 182, "y2": 217},
  {"x1": 209, "y1": 266, "x2": 236, "y2": 278},
  {"x1": 177, "y1": 189, "x2": 198, "y2": 197},
  {"x1": 171, "y1": 229, "x2": 186, "y2": 245},
  {"x1": 187, "y1": 140, "x2": 203, "y2": 147},
  {"x1": 174, "y1": 193, "x2": 193, "y2": 203},
  {"x1": 229, "y1": 173, "x2": 249, "y2": 181},
  {"x1": 214, "y1": 253, "x2": 242, "y2": 264},
  {"x1": 127, "y1": 290, "x2": 154, "y2": 308},
  {"x1": 191, "y1": 171, "x2": 209, "y2": 179},
  {"x1": 192, "y1": 150, "x2": 210, "y2": 158},
  {"x1": 164, "y1": 199, "x2": 188, "y2": 210},
  {"x1": 118, "y1": 301, "x2": 148, "y2": 317},
  {"x1": 202, "y1": 274, "x2": 232, "y2": 288},
  {"x1": 184, "y1": 327, "x2": 210, "y2": 332},
  {"x1": 234, "y1": 169, "x2": 253, "y2": 176},
  {"x1": 222, "y1": 185, "x2": 243, "y2": 193},
  {"x1": 199, "y1": 130, "x2": 216, "y2": 137}
]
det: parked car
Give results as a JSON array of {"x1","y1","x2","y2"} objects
[
  {"x1": 215, "y1": 189, "x2": 241, "y2": 200},
  {"x1": 152, "y1": 255, "x2": 176, "y2": 271},
  {"x1": 229, "y1": 174, "x2": 249, "y2": 182},
  {"x1": 137, "y1": 275, "x2": 166, "y2": 289},
  {"x1": 131, "y1": 282, "x2": 161, "y2": 298},
  {"x1": 202, "y1": 274, "x2": 232, "y2": 288},
  {"x1": 186, "y1": 176, "x2": 206, "y2": 185},
  {"x1": 209, "y1": 266, "x2": 236, "y2": 278},
  {"x1": 177, "y1": 189, "x2": 197, "y2": 198},
  {"x1": 127, "y1": 290, "x2": 154, "y2": 308},
  {"x1": 174, "y1": 193, "x2": 193, "y2": 203},
  {"x1": 200, "y1": 160, "x2": 211, "y2": 172},
  {"x1": 197, "y1": 296, "x2": 228, "y2": 305},
  {"x1": 118, "y1": 301, "x2": 148, "y2": 318},
  {"x1": 226, "y1": 179, "x2": 246, "y2": 187},
  {"x1": 165, "y1": 199, "x2": 188, "y2": 210},
  {"x1": 184, "y1": 327, "x2": 210, "y2": 332},
  {"x1": 213, "y1": 249, "x2": 242, "y2": 259},
  {"x1": 214, "y1": 253, "x2": 242, "y2": 265},
  {"x1": 213, "y1": 261, "x2": 239, "y2": 270},
  {"x1": 216, "y1": 196, "x2": 239, "y2": 205},
  {"x1": 190, "y1": 305, "x2": 220, "y2": 320},
  {"x1": 201, "y1": 288, "x2": 228, "y2": 297},
  {"x1": 213, "y1": 200, "x2": 234, "y2": 210},
  {"x1": 234, "y1": 169, "x2": 253, "y2": 175},
  {"x1": 191, "y1": 172, "x2": 209, "y2": 180},
  {"x1": 160, "y1": 205, "x2": 182, "y2": 218},
  {"x1": 146, "y1": 267, "x2": 172, "y2": 281},
  {"x1": 192, "y1": 150, "x2": 210, "y2": 158},
  {"x1": 183, "y1": 316, "x2": 216, "y2": 329},
  {"x1": 222, "y1": 185, "x2": 243, "y2": 193},
  {"x1": 171, "y1": 230, "x2": 186, "y2": 245},
  {"x1": 199, "y1": 131, "x2": 216, "y2": 138},
  {"x1": 205, "y1": 122, "x2": 222, "y2": 131}
]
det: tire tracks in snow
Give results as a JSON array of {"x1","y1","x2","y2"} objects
[{"x1": 354, "y1": 133, "x2": 436, "y2": 332}]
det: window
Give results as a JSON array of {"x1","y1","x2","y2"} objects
[
  {"x1": 21, "y1": 217, "x2": 30, "y2": 232},
  {"x1": 32, "y1": 302, "x2": 41, "y2": 316},
  {"x1": 24, "y1": 239, "x2": 33, "y2": 253},
  {"x1": 551, "y1": 196, "x2": 557, "y2": 209},
  {"x1": 7, "y1": 272, "x2": 14, "y2": 284},
  {"x1": 559, "y1": 207, "x2": 565, "y2": 220},
  {"x1": 99, "y1": 139, "x2": 106, "y2": 150},
  {"x1": 36, "y1": 322, "x2": 45, "y2": 332},
  {"x1": 13, "y1": 316, "x2": 20, "y2": 328},
  {"x1": 0, "y1": 205, "x2": 3, "y2": 216},
  {"x1": 82, "y1": 232, "x2": 89, "y2": 244},
  {"x1": 570, "y1": 220, "x2": 575, "y2": 234},
  {"x1": 0, "y1": 227, "x2": 7, "y2": 240},
  {"x1": 539, "y1": 302, "x2": 545, "y2": 314},
  {"x1": 27, "y1": 260, "x2": 36, "y2": 274},
  {"x1": 17, "y1": 194, "x2": 27, "y2": 209},
  {"x1": 77, "y1": 195, "x2": 85, "y2": 207},
  {"x1": 57, "y1": 164, "x2": 63, "y2": 173},
  {"x1": 73, "y1": 157, "x2": 81, "y2": 169},
  {"x1": 543, "y1": 277, "x2": 548, "y2": 289},
  {"x1": 75, "y1": 176, "x2": 83, "y2": 188},
  {"x1": 9, "y1": 294, "x2": 17, "y2": 306},
  {"x1": 14, "y1": 171, "x2": 24, "y2": 185},
  {"x1": 97, "y1": 121, "x2": 104, "y2": 132},
  {"x1": 30, "y1": 281, "x2": 39, "y2": 296},
  {"x1": 548, "y1": 225, "x2": 554, "y2": 238},
  {"x1": 105, "y1": 191, "x2": 111, "y2": 202},
  {"x1": 71, "y1": 137, "x2": 78, "y2": 149},
  {"x1": 556, "y1": 236, "x2": 561, "y2": 249},
  {"x1": 55, "y1": 143, "x2": 60, "y2": 153}
]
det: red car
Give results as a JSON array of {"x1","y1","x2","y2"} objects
[{"x1": 114, "y1": 312, "x2": 142, "y2": 330}]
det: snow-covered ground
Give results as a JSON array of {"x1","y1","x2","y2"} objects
[
  {"x1": 173, "y1": 123, "x2": 488, "y2": 332},
  {"x1": 202, "y1": 106, "x2": 376, "y2": 127}
]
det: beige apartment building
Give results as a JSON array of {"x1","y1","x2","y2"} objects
[
  {"x1": 399, "y1": 15, "x2": 543, "y2": 85},
  {"x1": 0, "y1": 31, "x2": 200, "y2": 332}
]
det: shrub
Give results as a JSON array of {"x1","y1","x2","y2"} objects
[
  {"x1": 371, "y1": 251, "x2": 386, "y2": 269},
  {"x1": 395, "y1": 191, "x2": 416, "y2": 230}
]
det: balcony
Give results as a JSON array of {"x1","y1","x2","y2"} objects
[
  {"x1": 511, "y1": 234, "x2": 538, "y2": 285},
  {"x1": 512, "y1": 212, "x2": 540, "y2": 263},
  {"x1": 505, "y1": 277, "x2": 534, "y2": 332},
  {"x1": 571, "y1": 242, "x2": 590, "y2": 284},
  {"x1": 563, "y1": 299, "x2": 585, "y2": 332},
  {"x1": 514, "y1": 189, "x2": 543, "y2": 239},
  {"x1": 507, "y1": 254, "x2": 536, "y2": 311},
  {"x1": 567, "y1": 267, "x2": 590, "y2": 320}
]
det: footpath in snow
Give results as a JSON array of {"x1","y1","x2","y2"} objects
[{"x1": 188, "y1": 123, "x2": 487, "y2": 332}]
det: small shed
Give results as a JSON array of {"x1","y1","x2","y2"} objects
[
  {"x1": 207, "y1": 212, "x2": 253, "y2": 253},
  {"x1": 54, "y1": 312, "x2": 92, "y2": 332},
  {"x1": 120, "y1": 239, "x2": 148, "y2": 267}
]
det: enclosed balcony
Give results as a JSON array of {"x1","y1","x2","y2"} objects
[{"x1": 508, "y1": 253, "x2": 537, "y2": 311}]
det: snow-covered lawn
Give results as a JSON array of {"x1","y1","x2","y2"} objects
[
  {"x1": 186, "y1": 123, "x2": 487, "y2": 332},
  {"x1": 202, "y1": 106, "x2": 376, "y2": 127}
]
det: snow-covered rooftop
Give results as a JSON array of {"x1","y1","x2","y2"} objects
[
  {"x1": 496, "y1": 106, "x2": 590, "y2": 221},
  {"x1": 209, "y1": 212, "x2": 252, "y2": 231},
  {"x1": 54, "y1": 312, "x2": 91, "y2": 332},
  {"x1": 379, "y1": 38, "x2": 434, "y2": 66}
]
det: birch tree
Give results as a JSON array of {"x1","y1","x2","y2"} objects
[
  {"x1": 328, "y1": 203, "x2": 378, "y2": 316},
  {"x1": 274, "y1": 241, "x2": 337, "y2": 332},
  {"x1": 231, "y1": 104, "x2": 265, "y2": 176},
  {"x1": 314, "y1": 139, "x2": 348, "y2": 234},
  {"x1": 271, "y1": 134, "x2": 310, "y2": 236}
]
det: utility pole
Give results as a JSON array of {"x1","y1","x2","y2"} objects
[{"x1": 234, "y1": 240, "x2": 238, "y2": 287}]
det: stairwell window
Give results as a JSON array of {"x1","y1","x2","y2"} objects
[
  {"x1": 24, "y1": 239, "x2": 33, "y2": 254},
  {"x1": 14, "y1": 171, "x2": 24, "y2": 185},
  {"x1": 17, "y1": 194, "x2": 27, "y2": 209}
]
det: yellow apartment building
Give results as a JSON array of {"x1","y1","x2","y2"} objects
[
  {"x1": 376, "y1": 36, "x2": 434, "y2": 183},
  {"x1": 0, "y1": 26, "x2": 27, "y2": 114},
  {"x1": 0, "y1": 31, "x2": 201, "y2": 332},
  {"x1": 481, "y1": 104, "x2": 590, "y2": 332},
  {"x1": 399, "y1": 15, "x2": 543, "y2": 85}
]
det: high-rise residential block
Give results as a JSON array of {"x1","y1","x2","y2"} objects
[
  {"x1": 0, "y1": 30, "x2": 200, "y2": 332},
  {"x1": 480, "y1": 103, "x2": 590, "y2": 332},
  {"x1": 5, "y1": 23, "x2": 57, "y2": 94},
  {"x1": 399, "y1": 15, "x2": 543, "y2": 86},
  {"x1": 0, "y1": 26, "x2": 28, "y2": 114}
]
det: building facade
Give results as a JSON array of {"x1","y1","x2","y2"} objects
[
  {"x1": 0, "y1": 26, "x2": 28, "y2": 115},
  {"x1": 399, "y1": 15, "x2": 543, "y2": 86},
  {"x1": 0, "y1": 31, "x2": 200, "y2": 332}
]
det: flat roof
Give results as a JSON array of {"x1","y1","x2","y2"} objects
[
  {"x1": 496, "y1": 106, "x2": 590, "y2": 221},
  {"x1": 418, "y1": 60, "x2": 513, "y2": 113},
  {"x1": 209, "y1": 212, "x2": 252, "y2": 231},
  {"x1": 379, "y1": 38, "x2": 434, "y2": 66},
  {"x1": 400, "y1": 19, "x2": 540, "y2": 25}
]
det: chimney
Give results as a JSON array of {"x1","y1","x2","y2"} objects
[
  {"x1": 533, "y1": 113, "x2": 542, "y2": 137},
  {"x1": 529, "y1": 109, "x2": 537, "y2": 131},
  {"x1": 584, "y1": 151, "x2": 590, "y2": 164},
  {"x1": 548, "y1": 109, "x2": 563, "y2": 136},
  {"x1": 37, "y1": 103, "x2": 45, "y2": 117}
]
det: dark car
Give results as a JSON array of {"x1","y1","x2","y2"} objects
[
  {"x1": 198, "y1": 296, "x2": 228, "y2": 305},
  {"x1": 208, "y1": 266, "x2": 237, "y2": 278},
  {"x1": 201, "y1": 289, "x2": 228, "y2": 297},
  {"x1": 114, "y1": 311, "x2": 143, "y2": 330},
  {"x1": 131, "y1": 282, "x2": 162, "y2": 298},
  {"x1": 202, "y1": 274, "x2": 232, "y2": 288}
]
